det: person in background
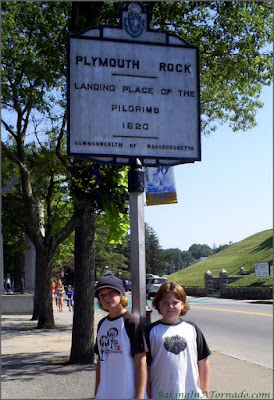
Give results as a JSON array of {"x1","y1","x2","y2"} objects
[
  {"x1": 5, "y1": 276, "x2": 12, "y2": 294},
  {"x1": 66, "y1": 285, "x2": 74, "y2": 312},
  {"x1": 94, "y1": 275, "x2": 147, "y2": 399},
  {"x1": 56, "y1": 279, "x2": 65, "y2": 312},
  {"x1": 51, "y1": 279, "x2": 56, "y2": 309},
  {"x1": 146, "y1": 281, "x2": 210, "y2": 399}
]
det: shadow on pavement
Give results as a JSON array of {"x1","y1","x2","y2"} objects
[{"x1": 2, "y1": 352, "x2": 96, "y2": 383}]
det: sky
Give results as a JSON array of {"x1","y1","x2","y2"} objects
[{"x1": 144, "y1": 84, "x2": 273, "y2": 251}]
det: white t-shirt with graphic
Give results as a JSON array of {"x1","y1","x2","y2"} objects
[
  {"x1": 147, "y1": 319, "x2": 211, "y2": 399},
  {"x1": 95, "y1": 311, "x2": 147, "y2": 399}
]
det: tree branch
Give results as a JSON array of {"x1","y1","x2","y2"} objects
[
  {"x1": 1, "y1": 119, "x2": 17, "y2": 140},
  {"x1": 1, "y1": 141, "x2": 21, "y2": 164},
  {"x1": 56, "y1": 109, "x2": 71, "y2": 168},
  {"x1": 50, "y1": 210, "x2": 77, "y2": 256}
]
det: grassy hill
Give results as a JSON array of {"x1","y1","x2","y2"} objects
[{"x1": 169, "y1": 229, "x2": 273, "y2": 287}]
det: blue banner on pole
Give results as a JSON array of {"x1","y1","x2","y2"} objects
[{"x1": 145, "y1": 167, "x2": 178, "y2": 206}]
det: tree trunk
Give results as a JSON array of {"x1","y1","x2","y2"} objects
[
  {"x1": 32, "y1": 252, "x2": 41, "y2": 321},
  {"x1": 35, "y1": 247, "x2": 54, "y2": 328},
  {"x1": 31, "y1": 274, "x2": 40, "y2": 321},
  {"x1": 70, "y1": 204, "x2": 95, "y2": 364},
  {"x1": 68, "y1": 0, "x2": 103, "y2": 365}
]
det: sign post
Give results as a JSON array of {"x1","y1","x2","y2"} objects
[
  {"x1": 128, "y1": 158, "x2": 147, "y2": 325},
  {"x1": 68, "y1": 2, "x2": 201, "y2": 324}
]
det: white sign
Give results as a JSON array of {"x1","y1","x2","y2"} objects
[
  {"x1": 255, "y1": 263, "x2": 270, "y2": 278},
  {"x1": 68, "y1": 3, "x2": 200, "y2": 166}
]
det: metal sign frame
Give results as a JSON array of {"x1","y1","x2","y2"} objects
[{"x1": 67, "y1": 2, "x2": 201, "y2": 167}]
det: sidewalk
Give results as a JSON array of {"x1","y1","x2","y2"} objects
[{"x1": 1, "y1": 309, "x2": 273, "y2": 399}]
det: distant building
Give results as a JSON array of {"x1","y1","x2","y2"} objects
[{"x1": 199, "y1": 256, "x2": 210, "y2": 261}]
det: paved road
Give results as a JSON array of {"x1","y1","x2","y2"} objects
[
  {"x1": 186, "y1": 297, "x2": 273, "y2": 369},
  {"x1": 149, "y1": 296, "x2": 273, "y2": 368}
]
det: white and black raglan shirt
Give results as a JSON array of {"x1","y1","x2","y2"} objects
[
  {"x1": 94, "y1": 311, "x2": 148, "y2": 399},
  {"x1": 147, "y1": 319, "x2": 211, "y2": 399}
]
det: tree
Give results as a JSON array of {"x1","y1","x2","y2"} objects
[
  {"x1": 150, "y1": 1, "x2": 273, "y2": 134},
  {"x1": 51, "y1": 212, "x2": 130, "y2": 281},
  {"x1": 180, "y1": 251, "x2": 195, "y2": 269},
  {"x1": 2, "y1": 157, "x2": 26, "y2": 289},
  {"x1": 162, "y1": 248, "x2": 184, "y2": 274},
  {"x1": 145, "y1": 223, "x2": 164, "y2": 275},
  {"x1": 94, "y1": 216, "x2": 129, "y2": 280},
  {"x1": 1, "y1": 2, "x2": 75, "y2": 327},
  {"x1": 213, "y1": 243, "x2": 233, "y2": 254},
  {"x1": 1, "y1": 2, "x2": 129, "y2": 335},
  {"x1": 52, "y1": 234, "x2": 74, "y2": 272},
  {"x1": 188, "y1": 244, "x2": 213, "y2": 260},
  {"x1": 68, "y1": 160, "x2": 129, "y2": 364}
]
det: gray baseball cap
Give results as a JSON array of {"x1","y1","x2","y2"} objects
[{"x1": 95, "y1": 275, "x2": 125, "y2": 298}]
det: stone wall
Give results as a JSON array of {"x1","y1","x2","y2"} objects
[
  {"x1": 183, "y1": 284, "x2": 272, "y2": 299},
  {"x1": 220, "y1": 286, "x2": 273, "y2": 299},
  {"x1": 183, "y1": 268, "x2": 273, "y2": 300},
  {"x1": 184, "y1": 287, "x2": 207, "y2": 297},
  {"x1": 1, "y1": 294, "x2": 34, "y2": 314}
]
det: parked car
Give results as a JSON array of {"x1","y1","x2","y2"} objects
[
  {"x1": 146, "y1": 276, "x2": 167, "y2": 299},
  {"x1": 123, "y1": 280, "x2": 132, "y2": 292}
]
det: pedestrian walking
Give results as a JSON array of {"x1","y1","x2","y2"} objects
[
  {"x1": 51, "y1": 279, "x2": 56, "y2": 308},
  {"x1": 94, "y1": 275, "x2": 147, "y2": 399},
  {"x1": 56, "y1": 279, "x2": 65, "y2": 312},
  {"x1": 146, "y1": 281, "x2": 211, "y2": 399},
  {"x1": 66, "y1": 285, "x2": 74, "y2": 312},
  {"x1": 5, "y1": 276, "x2": 12, "y2": 294}
]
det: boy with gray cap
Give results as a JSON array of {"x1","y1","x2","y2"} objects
[{"x1": 94, "y1": 275, "x2": 147, "y2": 399}]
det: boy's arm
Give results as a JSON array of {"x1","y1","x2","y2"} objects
[
  {"x1": 198, "y1": 357, "x2": 210, "y2": 393},
  {"x1": 95, "y1": 358, "x2": 100, "y2": 396},
  {"x1": 134, "y1": 352, "x2": 147, "y2": 399}
]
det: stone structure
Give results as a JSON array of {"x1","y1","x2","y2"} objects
[
  {"x1": 184, "y1": 267, "x2": 273, "y2": 300},
  {"x1": 1, "y1": 293, "x2": 34, "y2": 314},
  {"x1": 220, "y1": 286, "x2": 272, "y2": 300},
  {"x1": 204, "y1": 270, "x2": 214, "y2": 295}
]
